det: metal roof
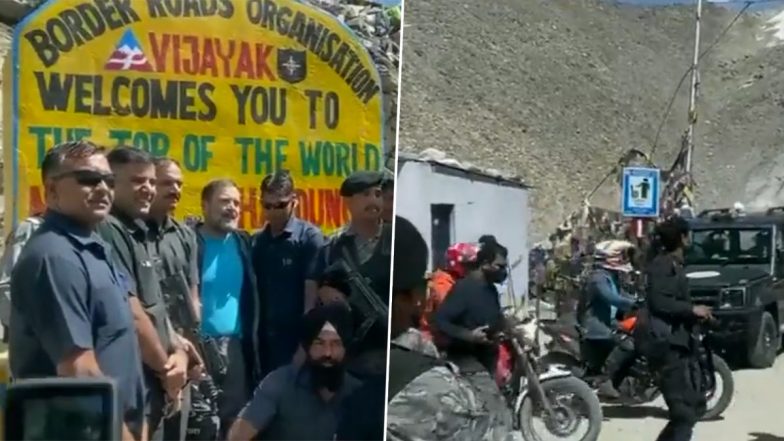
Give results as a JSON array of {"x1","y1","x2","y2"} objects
[{"x1": 397, "y1": 148, "x2": 532, "y2": 189}]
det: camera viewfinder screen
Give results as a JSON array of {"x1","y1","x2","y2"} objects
[{"x1": 22, "y1": 394, "x2": 107, "y2": 441}]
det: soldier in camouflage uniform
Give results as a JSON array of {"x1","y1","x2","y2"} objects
[{"x1": 386, "y1": 216, "x2": 517, "y2": 441}]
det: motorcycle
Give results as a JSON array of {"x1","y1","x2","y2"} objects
[
  {"x1": 498, "y1": 313, "x2": 603, "y2": 441},
  {"x1": 537, "y1": 310, "x2": 734, "y2": 420}
]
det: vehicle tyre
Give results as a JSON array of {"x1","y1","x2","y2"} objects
[
  {"x1": 519, "y1": 376, "x2": 602, "y2": 441},
  {"x1": 702, "y1": 354, "x2": 734, "y2": 421},
  {"x1": 748, "y1": 311, "x2": 780, "y2": 369}
]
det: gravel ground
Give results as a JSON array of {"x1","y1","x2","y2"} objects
[{"x1": 599, "y1": 356, "x2": 784, "y2": 440}]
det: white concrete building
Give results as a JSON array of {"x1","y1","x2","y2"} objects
[{"x1": 395, "y1": 149, "x2": 532, "y2": 305}]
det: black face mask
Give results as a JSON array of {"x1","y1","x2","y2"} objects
[
  {"x1": 484, "y1": 266, "x2": 508, "y2": 284},
  {"x1": 307, "y1": 359, "x2": 345, "y2": 392},
  {"x1": 495, "y1": 268, "x2": 509, "y2": 283}
]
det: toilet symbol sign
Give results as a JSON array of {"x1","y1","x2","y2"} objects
[{"x1": 621, "y1": 167, "x2": 660, "y2": 218}]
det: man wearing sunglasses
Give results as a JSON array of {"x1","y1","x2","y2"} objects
[
  {"x1": 309, "y1": 170, "x2": 392, "y2": 381},
  {"x1": 251, "y1": 170, "x2": 325, "y2": 376},
  {"x1": 98, "y1": 147, "x2": 191, "y2": 441},
  {"x1": 9, "y1": 140, "x2": 145, "y2": 441}
]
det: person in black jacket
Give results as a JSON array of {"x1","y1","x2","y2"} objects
[
  {"x1": 192, "y1": 178, "x2": 262, "y2": 438},
  {"x1": 646, "y1": 216, "x2": 713, "y2": 441},
  {"x1": 432, "y1": 236, "x2": 514, "y2": 430}
]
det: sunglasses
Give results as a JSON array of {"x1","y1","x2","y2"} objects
[
  {"x1": 262, "y1": 199, "x2": 293, "y2": 210},
  {"x1": 54, "y1": 169, "x2": 115, "y2": 188}
]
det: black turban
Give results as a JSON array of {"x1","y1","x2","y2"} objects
[
  {"x1": 300, "y1": 303, "x2": 354, "y2": 350},
  {"x1": 392, "y1": 216, "x2": 429, "y2": 294}
]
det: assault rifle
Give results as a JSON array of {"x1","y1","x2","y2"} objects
[
  {"x1": 159, "y1": 272, "x2": 226, "y2": 414},
  {"x1": 337, "y1": 247, "x2": 389, "y2": 344},
  {"x1": 161, "y1": 272, "x2": 228, "y2": 378}
]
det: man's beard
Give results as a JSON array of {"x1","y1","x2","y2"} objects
[{"x1": 307, "y1": 358, "x2": 345, "y2": 392}]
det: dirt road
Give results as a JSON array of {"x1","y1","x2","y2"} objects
[{"x1": 601, "y1": 356, "x2": 784, "y2": 441}]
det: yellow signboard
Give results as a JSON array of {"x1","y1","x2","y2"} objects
[{"x1": 3, "y1": 0, "x2": 384, "y2": 236}]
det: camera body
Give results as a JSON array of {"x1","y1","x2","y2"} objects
[{"x1": 3, "y1": 378, "x2": 120, "y2": 441}]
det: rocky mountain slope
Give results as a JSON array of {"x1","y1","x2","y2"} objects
[{"x1": 398, "y1": 0, "x2": 784, "y2": 239}]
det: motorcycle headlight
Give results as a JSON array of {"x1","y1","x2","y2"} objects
[{"x1": 719, "y1": 287, "x2": 746, "y2": 309}]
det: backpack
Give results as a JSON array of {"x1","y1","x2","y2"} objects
[{"x1": 0, "y1": 216, "x2": 44, "y2": 328}]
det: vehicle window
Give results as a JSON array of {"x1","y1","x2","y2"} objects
[{"x1": 687, "y1": 227, "x2": 773, "y2": 265}]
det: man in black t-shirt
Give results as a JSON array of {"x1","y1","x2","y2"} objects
[{"x1": 432, "y1": 237, "x2": 514, "y2": 429}]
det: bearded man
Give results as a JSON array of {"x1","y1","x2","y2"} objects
[{"x1": 227, "y1": 303, "x2": 360, "y2": 441}]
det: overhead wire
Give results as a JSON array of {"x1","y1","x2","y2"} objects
[
  {"x1": 585, "y1": 0, "x2": 762, "y2": 202},
  {"x1": 649, "y1": 0, "x2": 754, "y2": 159}
]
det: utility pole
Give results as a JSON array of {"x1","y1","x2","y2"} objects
[{"x1": 684, "y1": 0, "x2": 703, "y2": 174}]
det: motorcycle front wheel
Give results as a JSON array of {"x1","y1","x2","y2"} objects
[
  {"x1": 518, "y1": 376, "x2": 602, "y2": 441},
  {"x1": 702, "y1": 353, "x2": 734, "y2": 420}
]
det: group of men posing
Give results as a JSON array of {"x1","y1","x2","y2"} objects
[
  {"x1": 6, "y1": 140, "x2": 393, "y2": 441},
  {"x1": 387, "y1": 216, "x2": 712, "y2": 441}
]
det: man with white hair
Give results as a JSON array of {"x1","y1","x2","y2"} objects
[{"x1": 577, "y1": 240, "x2": 638, "y2": 398}]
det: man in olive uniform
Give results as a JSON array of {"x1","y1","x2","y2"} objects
[
  {"x1": 147, "y1": 157, "x2": 214, "y2": 441},
  {"x1": 310, "y1": 170, "x2": 391, "y2": 381},
  {"x1": 98, "y1": 147, "x2": 191, "y2": 441}
]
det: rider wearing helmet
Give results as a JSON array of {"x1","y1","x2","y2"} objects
[
  {"x1": 577, "y1": 239, "x2": 638, "y2": 398},
  {"x1": 420, "y1": 242, "x2": 479, "y2": 342}
]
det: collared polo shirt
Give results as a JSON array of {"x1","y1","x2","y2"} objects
[
  {"x1": 9, "y1": 210, "x2": 146, "y2": 437},
  {"x1": 252, "y1": 216, "x2": 324, "y2": 328},
  {"x1": 97, "y1": 211, "x2": 173, "y2": 352},
  {"x1": 238, "y1": 364, "x2": 360, "y2": 440},
  {"x1": 148, "y1": 216, "x2": 199, "y2": 331}
]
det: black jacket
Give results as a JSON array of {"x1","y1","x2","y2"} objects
[
  {"x1": 193, "y1": 224, "x2": 262, "y2": 386},
  {"x1": 645, "y1": 252, "x2": 694, "y2": 349}
]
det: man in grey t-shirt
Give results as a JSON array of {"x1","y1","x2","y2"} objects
[{"x1": 228, "y1": 304, "x2": 360, "y2": 440}]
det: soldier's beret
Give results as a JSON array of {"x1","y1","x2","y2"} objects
[{"x1": 340, "y1": 170, "x2": 384, "y2": 197}]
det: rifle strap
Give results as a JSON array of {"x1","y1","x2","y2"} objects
[
  {"x1": 355, "y1": 316, "x2": 376, "y2": 343},
  {"x1": 340, "y1": 244, "x2": 361, "y2": 272}
]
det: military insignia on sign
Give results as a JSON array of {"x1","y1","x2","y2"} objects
[{"x1": 277, "y1": 49, "x2": 307, "y2": 84}]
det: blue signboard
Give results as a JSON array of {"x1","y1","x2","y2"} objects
[{"x1": 621, "y1": 167, "x2": 660, "y2": 218}]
